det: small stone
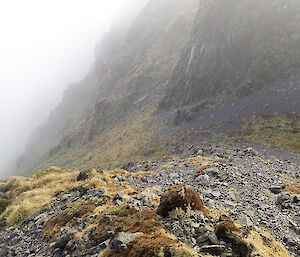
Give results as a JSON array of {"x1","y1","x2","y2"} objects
[
  {"x1": 62, "y1": 194, "x2": 71, "y2": 200},
  {"x1": 211, "y1": 191, "x2": 221, "y2": 198},
  {"x1": 269, "y1": 186, "x2": 285, "y2": 194},
  {"x1": 277, "y1": 194, "x2": 290, "y2": 205},
  {"x1": 191, "y1": 222, "x2": 200, "y2": 229},
  {"x1": 205, "y1": 167, "x2": 219, "y2": 176},
  {"x1": 191, "y1": 237, "x2": 197, "y2": 245},
  {"x1": 200, "y1": 245, "x2": 226, "y2": 255},
  {"x1": 111, "y1": 232, "x2": 143, "y2": 251},
  {"x1": 292, "y1": 195, "x2": 300, "y2": 203},
  {"x1": 197, "y1": 233, "x2": 209, "y2": 244}
]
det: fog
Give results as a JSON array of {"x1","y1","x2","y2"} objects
[{"x1": 0, "y1": 0, "x2": 146, "y2": 178}]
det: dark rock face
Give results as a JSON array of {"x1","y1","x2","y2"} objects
[
  {"x1": 157, "y1": 185, "x2": 205, "y2": 217},
  {"x1": 163, "y1": 0, "x2": 300, "y2": 109}
]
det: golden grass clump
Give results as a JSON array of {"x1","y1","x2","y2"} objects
[
  {"x1": 0, "y1": 169, "x2": 79, "y2": 227},
  {"x1": 42, "y1": 199, "x2": 98, "y2": 240},
  {"x1": 279, "y1": 173, "x2": 300, "y2": 194},
  {"x1": 193, "y1": 158, "x2": 228, "y2": 177},
  {"x1": 245, "y1": 228, "x2": 292, "y2": 257},
  {"x1": 194, "y1": 164, "x2": 213, "y2": 177},
  {"x1": 0, "y1": 167, "x2": 139, "y2": 228},
  {"x1": 102, "y1": 230, "x2": 200, "y2": 257}
]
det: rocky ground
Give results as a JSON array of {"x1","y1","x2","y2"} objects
[
  {"x1": 126, "y1": 143, "x2": 300, "y2": 255},
  {"x1": 0, "y1": 142, "x2": 299, "y2": 257}
]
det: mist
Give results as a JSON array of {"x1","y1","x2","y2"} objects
[{"x1": 0, "y1": 0, "x2": 147, "y2": 178}]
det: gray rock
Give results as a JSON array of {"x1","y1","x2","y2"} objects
[
  {"x1": 111, "y1": 232, "x2": 143, "y2": 251},
  {"x1": 276, "y1": 194, "x2": 290, "y2": 205},
  {"x1": 200, "y1": 245, "x2": 226, "y2": 255},
  {"x1": 292, "y1": 195, "x2": 300, "y2": 203},
  {"x1": 211, "y1": 191, "x2": 221, "y2": 198},
  {"x1": 269, "y1": 186, "x2": 285, "y2": 194}
]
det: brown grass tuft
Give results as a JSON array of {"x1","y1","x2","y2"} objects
[
  {"x1": 215, "y1": 219, "x2": 240, "y2": 239},
  {"x1": 157, "y1": 185, "x2": 205, "y2": 217},
  {"x1": 194, "y1": 165, "x2": 213, "y2": 177},
  {"x1": 43, "y1": 200, "x2": 98, "y2": 239}
]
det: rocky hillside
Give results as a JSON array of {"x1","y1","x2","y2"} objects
[
  {"x1": 5, "y1": 1, "x2": 299, "y2": 255},
  {"x1": 1, "y1": 143, "x2": 299, "y2": 256},
  {"x1": 14, "y1": 0, "x2": 299, "y2": 176}
]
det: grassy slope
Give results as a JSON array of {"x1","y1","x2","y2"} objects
[{"x1": 229, "y1": 114, "x2": 300, "y2": 154}]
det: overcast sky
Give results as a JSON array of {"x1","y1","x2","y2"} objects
[{"x1": 0, "y1": 0, "x2": 130, "y2": 177}]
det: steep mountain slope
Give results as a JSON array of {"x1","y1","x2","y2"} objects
[
  {"x1": 3, "y1": 1, "x2": 300, "y2": 256},
  {"x1": 163, "y1": 0, "x2": 300, "y2": 107},
  {"x1": 16, "y1": 0, "x2": 299, "y2": 176},
  {"x1": 16, "y1": 0, "x2": 199, "y2": 174},
  {"x1": 161, "y1": 0, "x2": 300, "y2": 125}
]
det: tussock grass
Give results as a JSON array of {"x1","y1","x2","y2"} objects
[
  {"x1": 279, "y1": 173, "x2": 300, "y2": 194},
  {"x1": 245, "y1": 227, "x2": 292, "y2": 257},
  {"x1": 0, "y1": 169, "x2": 78, "y2": 227},
  {"x1": 0, "y1": 166, "x2": 153, "y2": 228},
  {"x1": 235, "y1": 115, "x2": 300, "y2": 154},
  {"x1": 182, "y1": 155, "x2": 213, "y2": 165}
]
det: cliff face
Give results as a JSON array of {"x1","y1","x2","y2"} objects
[{"x1": 163, "y1": 0, "x2": 300, "y2": 108}]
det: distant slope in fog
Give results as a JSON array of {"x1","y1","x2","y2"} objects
[{"x1": 16, "y1": 0, "x2": 299, "y2": 175}]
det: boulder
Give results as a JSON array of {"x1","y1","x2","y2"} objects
[
  {"x1": 200, "y1": 245, "x2": 226, "y2": 255},
  {"x1": 111, "y1": 232, "x2": 143, "y2": 251}
]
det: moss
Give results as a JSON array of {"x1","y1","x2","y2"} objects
[
  {"x1": 109, "y1": 204, "x2": 138, "y2": 217},
  {"x1": 157, "y1": 185, "x2": 205, "y2": 217}
]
